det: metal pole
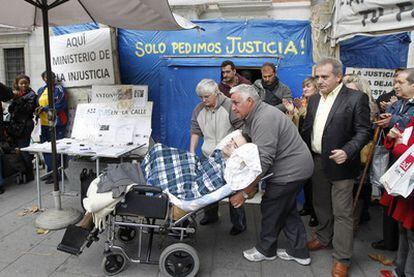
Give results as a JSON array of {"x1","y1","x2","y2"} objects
[
  {"x1": 35, "y1": 154, "x2": 42, "y2": 209},
  {"x1": 41, "y1": 1, "x2": 60, "y2": 196},
  {"x1": 96, "y1": 157, "x2": 100, "y2": 176},
  {"x1": 60, "y1": 153, "x2": 65, "y2": 192}
]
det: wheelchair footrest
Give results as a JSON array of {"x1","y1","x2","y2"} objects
[{"x1": 57, "y1": 224, "x2": 90, "y2": 255}]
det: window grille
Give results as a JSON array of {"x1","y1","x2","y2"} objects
[{"x1": 4, "y1": 48, "x2": 25, "y2": 88}]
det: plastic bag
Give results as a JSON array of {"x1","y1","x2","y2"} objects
[
  {"x1": 380, "y1": 143, "x2": 414, "y2": 198},
  {"x1": 370, "y1": 145, "x2": 389, "y2": 189}
]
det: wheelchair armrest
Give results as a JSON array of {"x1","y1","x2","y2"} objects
[{"x1": 131, "y1": 184, "x2": 163, "y2": 194}]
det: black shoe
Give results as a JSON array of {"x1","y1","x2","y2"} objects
[
  {"x1": 45, "y1": 177, "x2": 60, "y2": 184},
  {"x1": 41, "y1": 174, "x2": 52, "y2": 181},
  {"x1": 371, "y1": 240, "x2": 386, "y2": 250},
  {"x1": 299, "y1": 208, "x2": 311, "y2": 216},
  {"x1": 308, "y1": 216, "x2": 319, "y2": 227},
  {"x1": 199, "y1": 217, "x2": 218, "y2": 226},
  {"x1": 0, "y1": 187, "x2": 4, "y2": 194},
  {"x1": 371, "y1": 240, "x2": 397, "y2": 251},
  {"x1": 229, "y1": 226, "x2": 246, "y2": 236}
]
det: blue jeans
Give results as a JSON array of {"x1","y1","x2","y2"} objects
[{"x1": 40, "y1": 125, "x2": 66, "y2": 172}]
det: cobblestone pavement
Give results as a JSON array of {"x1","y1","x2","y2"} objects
[{"x1": 0, "y1": 175, "x2": 395, "y2": 276}]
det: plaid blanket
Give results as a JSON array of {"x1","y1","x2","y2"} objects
[{"x1": 141, "y1": 143, "x2": 226, "y2": 200}]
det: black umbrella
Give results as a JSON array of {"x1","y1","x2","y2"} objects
[{"x1": 0, "y1": 0, "x2": 197, "y2": 229}]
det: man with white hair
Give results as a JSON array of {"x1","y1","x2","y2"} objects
[
  {"x1": 229, "y1": 84, "x2": 314, "y2": 265},
  {"x1": 190, "y1": 78, "x2": 246, "y2": 235}
]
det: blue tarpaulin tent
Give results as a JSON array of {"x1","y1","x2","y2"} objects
[
  {"x1": 340, "y1": 32, "x2": 410, "y2": 69},
  {"x1": 118, "y1": 19, "x2": 313, "y2": 149},
  {"x1": 53, "y1": 21, "x2": 410, "y2": 151}
]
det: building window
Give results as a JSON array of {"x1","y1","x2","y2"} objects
[{"x1": 4, "y1": 48, "x2": 25, "y2": 88}]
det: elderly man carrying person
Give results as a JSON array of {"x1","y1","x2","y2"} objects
[
  {"x1": 229, "y1": 84, "x2": 314, "y2": 265},
  {"x1": 253, "y1": 62, "x2": 292, "y2": 112},
  {"x1": 190, "y1": 78, "x2": 247, "y2": 235}
]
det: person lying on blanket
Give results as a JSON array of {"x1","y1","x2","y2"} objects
[
  {"x1": 78, "y1": 130, "x2": 262, "y2": 230},
  {"x1": 142, "y1": 131, "x2": 260, "y2": 201}
]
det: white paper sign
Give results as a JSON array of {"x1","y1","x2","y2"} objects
[
  {"x1": 71, "y1": 102, "x2": 152, "y2": 147},
  {"x1": 91, "y1": 85, "x2": 148, "y2": 107},
  {"x1": 333, "y1": 0, "x2": 414, "y2": 43},
  {"x1": 51, "y1": 28, "x2": 115, "y2": 87},
  {"x1": 345, "y1": 67, "x2": 396, "y2": 99}
]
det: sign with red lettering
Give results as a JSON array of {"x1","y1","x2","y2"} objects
[{"x1": 400, "y1": 153, "x2": 414, "y2": 172}]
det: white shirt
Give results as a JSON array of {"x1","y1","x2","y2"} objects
[{"x1": 311, "y1": 83, "x2": 343, "y2": 154}]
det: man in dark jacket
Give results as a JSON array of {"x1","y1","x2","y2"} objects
[
  {"x1": 301, "y1": 58, "x2": 370, "y2": 277},
  {"x1": 218, "y1": 60, "x2": 251, "y2": 98},
  {"x1": 0, "y1": 82, "x2": 15, "y2": 194},
  {"x1": 253, "y1": 62, "x2": 292, "y2": 112},
  {"x1": 376, "y1": 68, "x2": 404, "y2": 112}
]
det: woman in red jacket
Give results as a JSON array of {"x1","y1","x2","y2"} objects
[{"x1": 381, "y1": 117, "x2": 414, "y2": 277}]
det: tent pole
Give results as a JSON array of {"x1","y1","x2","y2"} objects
[
  {"x1": 35, "y1": 0, "x2": 82, "y2": 230},
  {"x1": 41, "y1": 1, "x2": 61, "y2": 204}
]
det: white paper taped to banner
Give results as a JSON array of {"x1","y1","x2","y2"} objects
[
  {"x1": 333, "y1": 0, "x2": 414, "y2": 43},
  {"x1": 345, "y1": 67, "x2": 396, "y2": 100},
  {"x1": 71, "y1": 102, "x2": 152, "y2": 147},
  {"x1": 91, "y1": 85, "x2": 148, "y2": 107},
  {"x1": 51, "y1": 28, "x2": 115, "y2": 87}
]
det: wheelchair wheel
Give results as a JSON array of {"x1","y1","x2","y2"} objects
[
  {"x1": 117, "y1": 226, "x2": 136, "y2": 243},
  {"x1": 101, "y1": 252, "x2": 126, "y2": 276},
  {"x1": 159, "y1": 243, "x2": 199, "y2": 277}
]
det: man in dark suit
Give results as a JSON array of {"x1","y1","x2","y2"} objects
[{"x1": 301, "y1": 58, "x2": 370, "y2": 277}]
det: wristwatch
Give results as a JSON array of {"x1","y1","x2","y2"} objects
[{"x1": 241, "y1": 190, "x2": 249, "y2": 199}]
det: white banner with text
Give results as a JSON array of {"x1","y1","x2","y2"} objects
[
  {"x1": 345, "y1": 67, "x2": 396, "y2": 99},
  {"x1": 333, "y1": 0, "x2": 414, "y2": 42},
  {"x1": 51, "y1": 28, "x2": 115, "y2": 87}
]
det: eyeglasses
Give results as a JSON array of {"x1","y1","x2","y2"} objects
[{"x1": 221, "y1": 70, "x2": 233, "y2": 74}]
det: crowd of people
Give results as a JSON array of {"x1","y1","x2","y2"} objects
[
  {"x1": 190, "y1": 58, "x2": 414, "y2": 277},
  {"x1": 1, "y1": 57, "x2": 413, "y2": 277},
  {"x1": 0, "y1": 71, "x2": 68, "y2": 194}
]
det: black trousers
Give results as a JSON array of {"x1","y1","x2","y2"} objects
[
  {"x1": 203, "y1": 201, "x2": 246, "y2": 230},
  {"x1": 382, "y1": 205, "x2": 399, "y2": 250},
  {"x1": 380, "y1": 153, "x2": 400, "y2": 250},
  {"x1": 302, "y1": 178, "x2": 317, "y2": 218},
  {"x1": 256, "y1": 180, "x2": 309, "y2": 258}
]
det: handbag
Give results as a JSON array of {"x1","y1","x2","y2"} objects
[
  {"x1": 380, "y1": 143, "x2": 414, "y2": 198},
  {"x1": 369, "y1": 130, "x2": 389, "y2": 189},
  {"x1": 80, "y1": 168, "x2": 96, "y2": 211},
  {"x1": 360, "y1": 140, "x2": 375, "y2": 166}
]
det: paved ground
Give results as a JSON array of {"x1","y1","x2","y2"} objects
[{"x1": 0, "y1": 172, "x2": 397, "y2": 277}]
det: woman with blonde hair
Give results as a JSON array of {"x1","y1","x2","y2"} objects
[{"x1": 343, "y1": 74, "x2": 379, "y2": 121}]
